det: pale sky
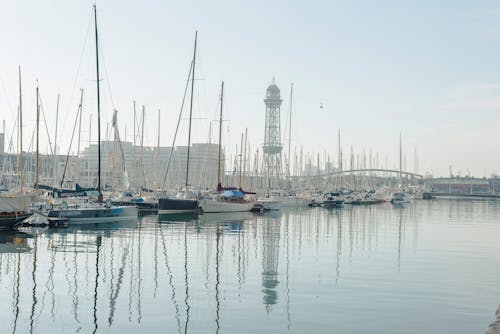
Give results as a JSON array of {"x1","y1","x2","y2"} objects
[{"x1": 1, "y1": 0, "x2": 500, "y2": 177}]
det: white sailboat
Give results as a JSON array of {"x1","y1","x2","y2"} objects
[
  {"x1": 199, "y1": 82, "x2": 254, "y2": 213},
  {"x1": 390, "y1": 191, "x2": 411, "y2": 204},
  {"x1": 390, "y1": 133, "x2": 411, "y2": 205},
  {"x1": 0, "y1": 67, "x2": 39, "y2": 229}
]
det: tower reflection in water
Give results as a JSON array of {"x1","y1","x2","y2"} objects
[{"x1": 261, "y1": 211, "x2": 281, "y2": 311}]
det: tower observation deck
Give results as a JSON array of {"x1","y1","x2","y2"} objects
[{"x1": 263, "y1": 79, "x2": 283, "y2": 188}]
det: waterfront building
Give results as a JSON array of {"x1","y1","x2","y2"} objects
[{"x1": 78, "y1": 141, "x2": 221, "y2": 191}]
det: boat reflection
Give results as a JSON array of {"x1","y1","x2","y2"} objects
[
  {"x1": 158, "y1": 212, "x2": 199, "y2": 223},
  {"x1": 0, "y1": 230, "x2": 31, "y2": 253}
]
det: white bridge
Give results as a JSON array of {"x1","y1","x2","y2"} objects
[{"x1": 317, "y1": 168, "x2": 423, "y2": 179}]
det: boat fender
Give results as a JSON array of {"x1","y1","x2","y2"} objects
[
  {"x1": 61, "y1": 201, "x2": 68, "y2": 210},
  {"x1": 105, "y1": 198, "x2": 112, "y2": 208}
]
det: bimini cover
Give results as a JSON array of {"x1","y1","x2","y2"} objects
[{"x1": 220, "y1": 190, "x2": 245, "y2": 198}]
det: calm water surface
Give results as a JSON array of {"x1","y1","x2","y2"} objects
[{"x1": 0, "y1": 200, "x2": 499, "y2": 333}]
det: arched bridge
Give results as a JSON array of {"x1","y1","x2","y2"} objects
[{"x1": 320, "y1": 169, "x2": 423, "y2": 178}]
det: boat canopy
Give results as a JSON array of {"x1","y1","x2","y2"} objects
[{"x1": 220, "y1": 190, "x2": 245, "y2": 198}]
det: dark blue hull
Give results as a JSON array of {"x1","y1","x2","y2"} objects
[
  {"x1": 158, "y1": 198, "x2": 199, "y2": 213},
  {"x1": 0, "y1": 212, "x2": 32, "y2": 229}
]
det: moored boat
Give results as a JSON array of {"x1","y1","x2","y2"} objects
[
  {"x1": 390, "y1": 191, "x2": 411, "y2": 204},
  {"x1": 0, "y1": 211, "x2": 33, "y2": 229},
  {"x1": 0, "y1": 193, "x2": 38, "y2": 229},
  {"x1": 200, "y1": 190, "x2": 254, "y2": 213},
  {"x1": 48, "y1": 202, "x2": 137, "y2": 224},
  {"x1": 321, "y1": 192, "x2": 345, "y2": 208},
  {"x1": 45, "y1": 6, "x2": 139, "y2": 225},
  {"x1": 158, "y1": 190, "x2": 200, "y2": 214}
]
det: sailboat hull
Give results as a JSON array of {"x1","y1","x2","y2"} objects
[
  {"x1": 0, "y1": 212, "x2": 32, "y2": 229},
  {"x1": 199, "y1": 199, "x2": 253, "y2": 213},
  {"x1": 158, "y1": 198, "x2": 199, "y2": 214},
  {"x1": 48, "y1": 205, "x2": 137, "y2": 224}
]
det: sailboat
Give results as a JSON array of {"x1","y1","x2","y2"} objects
[
  {"x1": 390, "y1": 132, "x2": 411, "y2": 205},
  {"x1": 158, "y1": 32, "x2": 200, "y2": 214},
  {"x1": 47, "y1": 5, "x2": 137, "y2": 223},
  {"x1": 0, "y1": 67, "x2": 37, "y2": 229},
  {"x1": 199, "y1": 82, "x2": 254, "y2": 213}
]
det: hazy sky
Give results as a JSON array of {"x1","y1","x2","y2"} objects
[{"x1": 1, "y1": 0, "x2": 500, "y2": 177}]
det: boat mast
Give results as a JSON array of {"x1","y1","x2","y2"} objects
[
  {"x1": 77, "y1": 89, "x2": 84, "y2": 158},
  {"x1": 53, "y1": 94, "x2": 59, "y2": 187},
  {"x1": 217, "y1": 81, "x2": 224, "y2": 188},
  {"x1": 157, "y1": 108, "x2": 160, "y2": 187},
  {"x1": 133, "y1": 101, "x2": 136, "y2": 187},
  {"x1": 287, "y1": 83, "x2": 293, "y2": 190},
  {"x1": 93, "y1": 5, "x2": 102, "y2": 200},
  {"x1": 18, "y1": 66, "x2": 23, "y2": 192},
  {"x1": 399, "y1": 132, "x2": 402, "y2": 186},
  {"x1": 243, "y1": 127, "x2": 248, "y2": 189},
  {"x1": 338, "y1": 128, "x2": 342, "y2": 189},
  {"x1": 35, "y1": 82, "x2": 40, "y2": 191},
  {"x1": 185, "y1": 31, "x2": 197, "y2": 191},
  {"x1": 238, "y1": 132, "x2": 243, "y2": 188},
  {"x1": 76, "y1": 89, "x2": 84, "y2": 184},
  {"x1": 88, "y1": 113, "x2": 92, "y2": 186},
  {"x1": 141, "y1": 105, "x2": 145, "y2": 187}
]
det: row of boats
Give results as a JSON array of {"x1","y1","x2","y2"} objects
[
  {"x1": 310, "y1": 190, "x2": 413, "y2": 208},
  {"x1": 0, "y1": 186, "x2": 418, "y2": 230}
]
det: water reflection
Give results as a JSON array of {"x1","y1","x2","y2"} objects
[
  {"x1": 0, "y1": 201, "x2": 499, "y2": 333},
  {"x1": 262, "y1": 212, "x2": 281, "y2": 311}
]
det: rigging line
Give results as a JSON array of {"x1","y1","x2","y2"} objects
[
  {"x1": 64, "y1": 8, "x2": 92, "y2": 134},
  {"x1": 6, "y1": 112, "x2": 18, "y2": 154},
  {"x1": 98, "y1": 33, "x2": 116, "y2": 109},
  {"x1": 60, "y1": 98, "x2": 83, "y2": 187},
  {"x1": 37, "y1": 90, "x2": 55, "y2": 156},
  {"x1": 160, "y1": 59, "x2": 194, "y2": 192}
]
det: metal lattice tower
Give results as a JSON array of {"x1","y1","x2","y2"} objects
[{"x1": 263, "y1": 78, "x2": 283, "y2": 189}]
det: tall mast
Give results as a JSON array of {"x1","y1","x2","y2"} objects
[
  {"x1": 35, "y1": 82, "x2": 40, "y2": 191},
  {"x1": 76, "y1": 89, "x2": 84, "y2": 184},
  {"x1": 157, "y1": 108, "x2": 160, "y2": 187},
  {"x1": 133, "y1": 101, "x2": 136, "y2": 187},
  {"x1": 88, "y1": 113, "x2": 92, "y2": 185},
  {"x1": 77, "y1": 89, "x2": 84, "y2": 157},
  {"x1": 243, "y1": 127, "x2": 248, "y2": 189},
  {"x1": 399, "y1": 132, "x2": 402, "y2": 186},
  {"x1": 141, "y1": 105, "x2": 145, "y2": 186},
  {"x1": 238, "y1": 132, "x2": 243, "y2": 188},
  {"x1": 338, "y1": 128, "x2": 342, "y2": 189},
  {"x1": 18, "y1": 66, "x2": 23, "y2": 192},
  {"x1": 217, "y1": 81, "x2": 224, "y2": 188},
  {"x1": 287, "y1": 83, "x2": 293, "y2": 188},
  {"x1": 53, "y1": 93, "x2": 60, "y2": 187},
  {"x1": 93, "y1": 4, "x2": 102, "y2": 199},
  {"x1": 185, "y1": 31, "x2": 197, "y2": 190}
]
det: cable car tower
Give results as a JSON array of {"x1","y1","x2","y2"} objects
[{"x1": 263, "y1": 78, "x2": 283, "y2": 189}]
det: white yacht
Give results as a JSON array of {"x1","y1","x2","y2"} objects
[
  {"x1": 390, "y1": 192, "x2": 411, "y2": 204},
  {"x1": 200, "y1": 190, "x2": 254, "y2": 213}
]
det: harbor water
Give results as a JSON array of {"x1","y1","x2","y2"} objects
[{"x1": 0, "y1": 199, "x2": 499, "y2": 333}]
